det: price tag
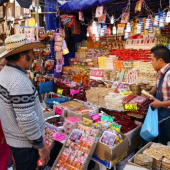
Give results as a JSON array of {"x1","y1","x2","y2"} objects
[
  {"x1": 55, "y1": 107, "x2": 62, "y2": 116},
  {"x1": 57, "y1": 88, "x2": 63, "y2": 95},
  {"x1": 91, "y1": 114, "x2": 100, "y2": 121},
  {"x1": 52, "y1": 132, "x2": 66, "y2": 142},
  {"x1": 70, "y1": 89, "x2": 80, "y2": 95},
  {"x1": 124, "y1": 104, "x2": 138, "y2": 111}
]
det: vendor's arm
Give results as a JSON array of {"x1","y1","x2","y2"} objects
[
  {"x1": 149, "y1": 84, "x2": 157, "y2": 96},
  {"x1": 10, "y1": 83, "x2": 45, "y2": 149},
  {"x1": 150, "y1": 97, "x2": 170, "y2": 108}
]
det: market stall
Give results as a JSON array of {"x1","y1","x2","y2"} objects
[{"x1": 1, "y1": 0, "x2": 170, "y2": 169}]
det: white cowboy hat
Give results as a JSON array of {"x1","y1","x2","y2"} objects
[{"x1": 0, "y1": 34, "x2": 45, "y2": 59}]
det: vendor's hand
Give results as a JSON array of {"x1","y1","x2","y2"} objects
[
  {"x1": 38, "y1": 146, "x2": 50, "y2": 165},
  {"x1": 1, "y1": 137, "x2": 6, "y2": 144},
  {"x1": 150, "y1": 97, "x2": 163, "y2": 108}
]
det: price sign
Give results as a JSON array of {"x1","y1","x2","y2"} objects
[
  {"x1": 70, "y1": 89, "x2": 80, "y2": 95},
  {"x1": 55, "y1": 107, "x2": 62, "y2": 116},
  {"x1": 124, "y1": 104, "x2": 138, "y2": 111},
  {"x1": 57, "y1": 88, "x2": 63, "y2": 95}
]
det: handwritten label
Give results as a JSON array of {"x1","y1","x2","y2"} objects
[
  {"x1": 57, "y1": 88, "x2": 63, "y2": 95},
  {"x1": 52, "y1": 132, "x2": 66, "y2": 142},
  {"x1": 65, "y1": 116, "x2": 81, "y2": 123},
  {"x1": 55, "y1": 107, "x2": 62, "y2": 115},
  {"x1": 124, "y1": 104, "x2": 138, "y2": 111},
  {"x1": 70, "y1": 89, "x2": 80, "y2": 95},
  {"x1": 91, "y1": 114, "x2": 101, "y2": 121}
]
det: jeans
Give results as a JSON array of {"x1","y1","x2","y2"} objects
[{"x1": 10, "y1": 146, "x2": 39, "y2": 170}]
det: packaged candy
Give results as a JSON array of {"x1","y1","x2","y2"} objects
[
  {"x1": 145, "y1": 17, "x2": 151, "y2": 30},
  {"x1": 137, "y1": 23, "x2": 142, "y2": 34},
  {"x1": 69, "y1": 129, "x2": 83, "y2": 143},
  {"x1": 100, "y1": 131, "x2": 116, "y2": 146},
  {"x1": 154, "y1": 15, "x2": 159, "y2": 27}
]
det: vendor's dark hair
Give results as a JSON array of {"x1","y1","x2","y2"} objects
[
  {"x1": 151, "y1": 45, "x2": 170, "y2": 63},
  {"x1": 6, "y1": 51, "x2": 29, "y2": 61}
]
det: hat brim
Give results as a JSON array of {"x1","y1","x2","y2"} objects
[{"x1": 0, "y1": 42, "x2": 46, "y2": 59}]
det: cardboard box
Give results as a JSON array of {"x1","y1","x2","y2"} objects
[
  {"x1": 67, "y1": 104, "x2": 99, "y2": 120},
  {"x1": 124, "y1": 121, "x2": 144, "y2": 154},
  {"x1": 63, "y1": 117, "x2": 82, "y2": 135},
  {"x1": 127, "y1": 133, "x2": 144, "y2": 155},
  {"x1": 125, "y1": 121, "x2": 142, "y2": 146},
  {"x1": 92, "y1": 152, "x2": 127, "y2": 169},
  {"x1": 128, "y1": 142, "x2": 153, "y2": 169},
  {"x1": 54, "y1": 101, "x2": 83, "y2": 117},
  {"x1": 51, "y1": 128, "x2": 100, "y2": 170},
  {"x1": 43, "y1": 110, "x2": 55, "y2": 119},
  {"x1": 94, "y1": 134, "x2": 128, "y2": 162}
]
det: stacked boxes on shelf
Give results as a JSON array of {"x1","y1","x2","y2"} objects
[
  {"x1": 63, "y1": 116, "x2": 82, "y2": 135},
  {"x1": 98, "y1": 57, "x2": 106, "y2": 69}
]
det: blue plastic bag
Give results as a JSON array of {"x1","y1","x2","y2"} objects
[
  {"x1": 45, "y1": 96, "x2": 69, "y2": 106},
  {"x1": 140, "y1": 106, "x2": 159, "y2": 142}
]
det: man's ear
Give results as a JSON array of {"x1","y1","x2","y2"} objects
[
  {"x1": 20, "y1": 53, "x2": 25, "y2": 59},
  {"x1": 159, "y1": 58, "x2": 164, "y2": 63}
]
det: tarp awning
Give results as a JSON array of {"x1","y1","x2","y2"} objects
[
  {"x1": 59, "y1": 0, "x2": 116, "y2": 13},
  {"x1": 0, "y1": 0, "x2": 8, "y2": 6}
]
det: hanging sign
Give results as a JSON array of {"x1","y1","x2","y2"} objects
[
  {"x1": 70, "y1": 89, "x2": 80, "y2": 95},
  {"x1": 98, "y1": 14, "x2": 106, "y2": 23},
  {"x1": 95, "y1": 6, "x2": 103, "y2": 18},
  {"x1": 57, "y1": 88, "x2": 63, "y2": 95},
  {"x1": 28, "y1": 18, "x2": 36, "y2": 26},
  {"x1": 135, "y1": 0, "x2": 143, "y2": 13},
  {"x1": 124, "y1": 104, "x2": 138, "y2": 111},
  {"x1": 117, "y1": 24, "x2": 125, "y2": 34},
  {"x1": 79, "y1": 11, "x2": 84, "y2": 21},
  {"x1": 121, "y1": 13, "x2": 129, "y2": 24}
]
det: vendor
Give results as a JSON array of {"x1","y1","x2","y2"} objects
[{"x1": 150, "y1": 45, "x2": 170, "y2": 145}]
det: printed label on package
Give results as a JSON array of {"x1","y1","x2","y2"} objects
[
  {"x1": 57, "y1": 88, "x2": 63, "y2": 95},
  {"x1": 124, "y1": 104, "x2": 138, "y2": 111}
]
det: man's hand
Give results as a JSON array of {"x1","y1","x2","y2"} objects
[
  {"x1": 38, "y1": 146, "x2": 50, "y2": 165},
  {"x1": 150, "y1": 97, "x2": 163, "y2": 108}
]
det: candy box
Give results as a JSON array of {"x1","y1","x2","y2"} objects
[
  {"x1": 45, "y1": 122, "x2": 59, "y2": 136},
  {"x1": 92, "y1": 152, "x2": 127, "y2": 169},
  {"x1": 51, "y1": 125, "x2": 100, "y2": 170},
  {"x1": 69, "y1": 129, "x2": 83, "y2": 143},
  {"x1": 43, "y1": 109, "x2": 55, "y2": 119},
  {"x1": 64, "y1": 117, "x2": 82, "y2": 135},
  {"x1": 100, "y1": 131, "x2": 116, "y2": 147},
  {"x1": 128, "y1": 142, "x2": 154, "y2": 169},
  {"x1": 67, "y1": 104, "x2": 99, "y2": 120},
  {"x1": 54, "y1": 101, "x2": 83, "y2": 117},
  {"x1": 94, "y1": 134, "x2": 128, "y2": 162}
]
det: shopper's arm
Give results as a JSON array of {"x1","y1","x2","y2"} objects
[{"x1": 9, "y1": 83, "x2": 45, "y2": 149}]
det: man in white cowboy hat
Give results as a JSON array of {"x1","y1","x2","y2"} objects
[{"x1": 0, "y1": 34, "x2": 50, "y2": 170}]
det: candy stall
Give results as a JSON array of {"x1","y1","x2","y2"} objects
[{"x1": 2, "y1": 0, "x2": 170, "y2": 169}]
